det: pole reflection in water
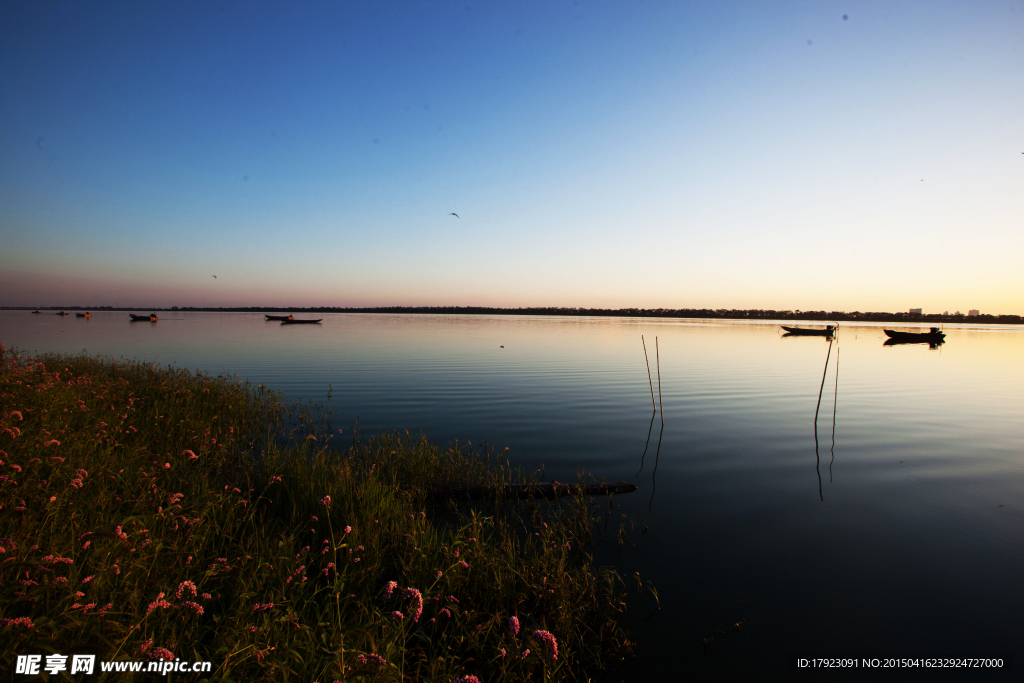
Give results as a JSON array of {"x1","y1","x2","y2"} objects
[
  {"x1": 649, "y1": 421, "x2": 664, "y2": 511},
  {"x1": 830, "y1": 340, "x2": 839, "y2": 483},
  {"x1": 813, "y1": 331, "x2": 836, "y2": 502},
  {"x1": 636, "y1": 409, "x2": 657, "y2": 477}
]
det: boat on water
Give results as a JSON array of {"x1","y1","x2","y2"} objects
[
  {"x1": 31, "y1": 310, "x2": 41, "y2": 314},
  {"x1": 781, "y1": 325, "x2": 834, "y2": 337},
  {"x1": 129, "y1": 313, "x2": 159, "y2": 322},
  {"x1": 265, "y1": 314, "x2": 294, "y2": 321},
  {"x1": 281, "y1": 318, "x2": 322, "y2": 325},
  {"x1": 75, "y1": 312, "x2": 92, "y2": 318},
  {"x1": 883, "y1": 327, "x2": 945, "y2": 343},
  {"x1": 56, "y1": 311, "x2": 69, "y2": 316}
]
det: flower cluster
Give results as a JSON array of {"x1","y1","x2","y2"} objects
[
  {"x1": 176, "y1": 581, "x2": 197, "y2": 599},
  {"x1": 402, "y1": 588, "x2": 423, "y2": 622},
  {"x1": 532, "y1": 629, "x2": 559, "y2": 660}
]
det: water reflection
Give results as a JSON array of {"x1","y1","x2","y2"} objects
[
  {"x1": 829, "y1": 341, "x2": 839, "y2": 483},
  {"x1": 635, "y1": 409, "x2": 657, "y2": 477},
  {"x1": 812, "y1": 333, "x2": 836, "y2": 501},
  {"x1": 883, "y1": 337, "x2": 945, "y2": 350},
  {"x1": 649, "y1": 421, "x2": 665, "y2": 511}
]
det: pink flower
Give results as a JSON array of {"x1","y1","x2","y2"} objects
[
  {"x1": 176, "y1": 581, "x2": 198, "y2": 599},
  {"x1": 508, "y1": 616, "x2": 520, "y2": 636},
  {"x1": 146, "y1": 648, "x2": 174, "y2": 662},
  {"x1": 521, "y1": 649, "x2": 531, "y2": 659},
  {"x1": 384, "y1": 580, "x2": 398, "y2": 597},
  {"x1": 402, "y1": 588, "x2": 423, "y2": 622},
  {"x1": 532, "y1": 630, "x2": 559, "y2": 660},
  {"x1": 182, "y1": 601, "x2": 204, "y2": 615},
  {"x1": 43, "y1": 439, "x2": 60, "y2": 447},
  {"x1": 252, "y1": 602, "x2": 275, "y2": 612},
  {"x1": 82, "y1": 575, "x2": 95, "y2": 583},
  {"x1": 453, "y1": 677, "x2": 481, "y2": 683},
  {"x1": 367, "y1": 654, "x2": 386, "y2": 665},
  {"x1": 146, "y1": 595, "x2": 172, "y2": 614},
  {"x1": 320, "y1": 495, "x2": 331, "y2": 506},
  {"x1": 343, "y1": 526, "x2": 351, "y2": 534},
  {"x1": 139, "y1": 638, "x2": 153, "y2": 653},
  {"x1": 0, "y1": 617, "x2": 34, "y2": 629},
  {"x1": 500, "y1": 648, "x2": 506, "y2": 658},
  {"x1": 164, "y1": 463, "x2": 170, "y2": 469},
  {"x1": 391, "y1": 611, "x2": 404, "y2": 620}
]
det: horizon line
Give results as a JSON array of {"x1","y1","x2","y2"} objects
[{"x1": 3, "y1": 305, "x2": 1020, "y2": 324}]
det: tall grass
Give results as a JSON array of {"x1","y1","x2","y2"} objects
[{"x1": 0, "y1": 344, "x2": 644, "y2": 681}]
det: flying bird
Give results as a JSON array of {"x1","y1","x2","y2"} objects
[
  {"x1": 212, "y1": 275, "x2": 217, "y2": 279},
  {"x1": 449, "y1": 213, "x2": 459, "y2": 218}
]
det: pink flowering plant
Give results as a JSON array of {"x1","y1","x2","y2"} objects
[{"x1": 0, "y1": 347, "x2": 644, "y2": 681}]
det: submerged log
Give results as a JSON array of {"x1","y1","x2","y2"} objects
[{"x1": 426, "y1": 481, "x2": 637, "y2": 501}]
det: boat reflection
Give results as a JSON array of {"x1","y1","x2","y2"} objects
[{"x1": 883, "y1": 337, "x2": 945, "y2": 350}]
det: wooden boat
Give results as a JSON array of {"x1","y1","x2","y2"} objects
[
  {"x1": 264, "y1": 314, "x2": 293, "y2": 321},
  {"x1": 75, "y1": 312, "x2": 92, "y2": 318},
  {"x1": 129, "y1": 313, "x2": 159, "y2": 322},
  {"x1": 56, "y1": 311, "x2": 69, "y2": 316},
  {"x1": 883, "y1": 327, "x2": 945, "y2": 342},
  {"x1": 281, "y1": 318, "x2": 322, "y2": 325},
  {"x1": 31, "y1": 310, "x2": 41, "y2": 314},
  {"x1": 781, "y1": 325, "x2": 834, "y2": 336}
]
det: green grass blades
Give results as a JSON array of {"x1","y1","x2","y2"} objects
[{"x1": 0, "y1": 346, "x2": 639, "y2": 681}]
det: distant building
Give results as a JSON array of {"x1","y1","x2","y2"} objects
[
  {"x1": 909, "y1": 308, "x2": 922, "y2": 315},
  {"x1": 968, "y1": 309, "x2": 979, "y2": 317}
]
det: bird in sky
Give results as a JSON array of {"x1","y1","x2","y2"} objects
[
  {"x1": 212, "y1": 275, "x2": 217, "y2": 279},
  {"x1": 449, "y1": 213, "x2": 459, "y2": 218}
]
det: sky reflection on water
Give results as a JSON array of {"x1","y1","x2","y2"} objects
[{"x1": 2, "y1": 311, "x2": 1022, "y2": 679}]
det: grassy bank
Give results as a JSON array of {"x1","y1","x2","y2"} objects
[{"x1": 0, "y1": 344, "x2": 645, "y2": 682}]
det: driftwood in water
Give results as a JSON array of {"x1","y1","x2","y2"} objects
[{"x1": 426, "y1": 481, "x2": 637, "y2": 501}]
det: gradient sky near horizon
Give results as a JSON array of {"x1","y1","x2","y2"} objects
[{"x1": 2, "y1": 1, "x2": 1022, "y2": 313}]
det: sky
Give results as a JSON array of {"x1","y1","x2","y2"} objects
[{"x1": 1, "y1": 0, "x2": 1022, "y2": 314}]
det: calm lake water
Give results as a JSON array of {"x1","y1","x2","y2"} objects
[{"x1": 2, "y1": 311, "x2": 1022, "y2": 680}]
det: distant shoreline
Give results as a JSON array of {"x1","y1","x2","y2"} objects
[{"x1": 3, "y1": 305, "x2": 1021, "y2": 325}]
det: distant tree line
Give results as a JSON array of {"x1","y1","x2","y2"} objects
[{"x1": 6, "y1": 305, "x2": 1021, "y2": 324}]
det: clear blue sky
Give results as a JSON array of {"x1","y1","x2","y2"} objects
[{"x1": 2, "y1": 0, "x2": 1022, "y2": 313}]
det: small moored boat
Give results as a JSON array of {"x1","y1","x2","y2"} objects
[
  {"x1": 75, "y1": 312, "x2": 92, "y2": 318},
  {"x1": 883, "y1": 327, "x2": 945, "y2": 343},
  {"x1": 129, "y1": 313, "x2": 159, "y2": 322},
  {"x1": 281, "y1": 318, "x2": 322, "y2": 325},
  {"x1": 265, "y1": 314, "x2": 294, "y2": 321},
  {"x1": 781, "y1": 325, "x2": 834, "y2": 336},
  {"x1": 56, "y1": 311, "x2": 69, "y2": 316}
]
